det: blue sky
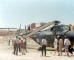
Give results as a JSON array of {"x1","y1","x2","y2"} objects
[{"x1": 0, "y1": 0, "x2": 74, "y2": 28}]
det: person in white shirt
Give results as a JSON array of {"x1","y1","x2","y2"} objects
[
  {"x1": 64, "y1": 37, "x2": 71, "y2": 56},
  {"x1": 54, "y1": 37, "x2": 58, "y2": 55},
  {"x1": 41, "y1": 37, "x2": 47, "y2": 56},
  {"x1": 36, "y1": 38, "x2": 39, "y2": 43}
]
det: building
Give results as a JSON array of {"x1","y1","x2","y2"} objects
[{"x1": 0, "y1": 28, "x2": 17, "y2": 36}]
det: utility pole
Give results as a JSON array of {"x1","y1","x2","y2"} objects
[
  {"x1": 19, "y1": 24, "x2": 21, "y2": 30},
  {"x1": 19, "y1": 24, "x2": 21, "y2": 35},
  {"x1": 25, "y1": 25, "x2": 27, "y2": 52},
  {"x1": 25, "y1": 25, "x2": 27, "y2": 35}
]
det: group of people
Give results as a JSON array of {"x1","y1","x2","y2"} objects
[
  {"x1": 41, "y1": 35, "x2": 74, "y2": 56},
  {"x1": 54, "y1": 36, "x2": 74, "y2": 56},
  {"x1": 8, "y1": 35, "x2": 74, "y2": 57},
  {"x1": 12, "y1": 36, "x2": 27, "y2": 56}
]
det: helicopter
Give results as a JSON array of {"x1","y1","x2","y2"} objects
[
  {"x1": 18, "y1": 21, "x2": 74, "y2": 47},
  {"x1": 30, "y1": 24, "x2": 74, "y2": 47}
]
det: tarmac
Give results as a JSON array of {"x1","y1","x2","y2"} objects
[
  {"x1": 0, "y1": 43, "x2": 74, "y2": 60},
  {"x1": 0, "y1": 36, "x2": 74, "y2": 60}
]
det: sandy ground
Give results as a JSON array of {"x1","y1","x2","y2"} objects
[
  {"x1": 0, "y1": 36, "x2": 74, "y2": 60},
  {"x1": 0, "y1": 43, "x2": 74, "y2": 60}
]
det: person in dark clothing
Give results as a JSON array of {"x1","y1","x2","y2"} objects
[
  {"x1": 8, "y1": 39, "x2": 10, "y2": 46},
  {"x1": 18, "y1": 38, "x2": 21, "y2": 52},
  {"x1": 24, "y1": 38, "x2": 27, "y2": 53},
  {"x1": 42, "y1": 45, "x2": 46, "y2": 56},
  {"x1": 68, "y1": 44, "x2": 74, "y2": 56},
  {"x1": 14, "y1": 43, "x2": 19, "y2": 55},
  {"x1": 13, "y1": 36, "x2": 19, "y2": 55}
]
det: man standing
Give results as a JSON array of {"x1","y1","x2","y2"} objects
[
  {"x1": 13, "y1": 36, "x2": 19, "y2": 55},
  {"x1": 24, "y1": 38, "x2": 27, "y2": 53},
  {"x1": 8, "y1": 37, "x2": 11, "y2": 46},
  {"x1": 54, "y1": 37, "x2": 58, "y2": 55},
  {"x1": 18, "y1": 38, "x2": 21, "y2": 52},
  {"x1": 8, "y1": 39, "x2": 10, "y2": 46},
  {"x1": 58, "y1": 38, "x2": 63, "y2": 56},
  {"x1": 41, "y1": 37, "x2": 47, "y2": 56},
  {"x1": 64, "y1": 37, "x2": 71, "y2": 56}
]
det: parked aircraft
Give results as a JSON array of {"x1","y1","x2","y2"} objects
[{"x1": 31, "y1": 24, "x2": 74, "y2": 47}]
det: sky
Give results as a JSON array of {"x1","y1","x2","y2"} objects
[{"x1": 0, "y1": 0, "x2": 74, "y2": 28}]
